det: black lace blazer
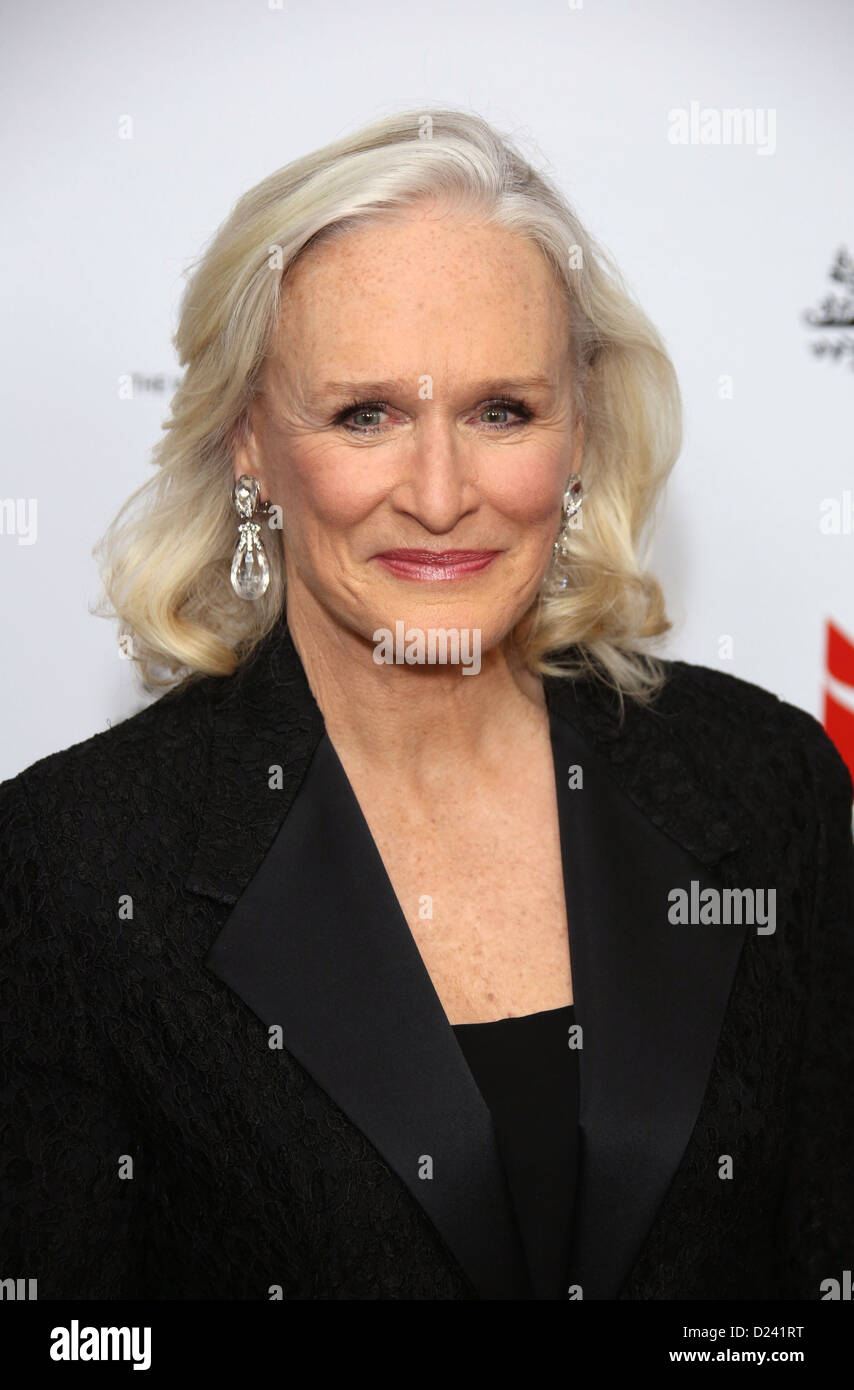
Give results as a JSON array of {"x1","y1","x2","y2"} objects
[{"x1": 1, "y1": 620, "x2": 852, "y2": 1300}]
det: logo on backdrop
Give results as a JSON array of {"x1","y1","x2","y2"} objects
[{"x1": 803, "y1": 247, "x2": 854, "y2": 370}]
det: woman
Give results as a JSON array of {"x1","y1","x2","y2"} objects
[{"x1": 1, "y1": 108, "x2": 852, "y2": 1302}]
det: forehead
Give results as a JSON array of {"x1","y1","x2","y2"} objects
[{"x1": 272, "y1": 210, "x2": 570, "y2": 383}]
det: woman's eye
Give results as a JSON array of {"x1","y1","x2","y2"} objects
[
  {"x1": 478, "y1": 400, "x2": 531, "y2": 429},
  {"x1": 339, "y1": 404, "x2": 387, "y2": 433}
]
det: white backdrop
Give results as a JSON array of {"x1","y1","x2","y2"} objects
[{"x1": 2, "y1": 0, "x2": 851, "y2": 783}]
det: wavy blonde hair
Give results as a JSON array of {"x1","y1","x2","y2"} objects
[{"x1": 93, "y1": 106, "x2": 681, "y2": 703}]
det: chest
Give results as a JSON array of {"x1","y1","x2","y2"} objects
[{"x1": 344, "y1": 763, "x2": 573, "y2": 1024}]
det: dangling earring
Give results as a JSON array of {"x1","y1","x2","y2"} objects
[
  {"x1": 230, "y1": 474, "x2": 271, "y2": 600},
  {"x1": 547, "y1": 473, "x2": 584, "y2": 593}
]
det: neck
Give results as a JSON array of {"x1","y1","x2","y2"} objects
[{"x1": 285, "y1": 588, "x2": 547, "y2": 778}]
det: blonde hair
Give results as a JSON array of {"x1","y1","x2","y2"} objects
[{"x1": 92, "y1": 106, "x2": 681, "y2": 703}]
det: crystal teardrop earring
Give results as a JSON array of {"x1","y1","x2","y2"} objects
[
  {"x1": 230, "y1": 474, "x2": 271, "y2": 600},
  {"x1": 546, "y1": 473, "x2": 584, "y2": 593},
  {"x1": 554, "y1": 474, "x2": 584, "y2": 558}
]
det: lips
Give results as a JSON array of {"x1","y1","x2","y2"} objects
[{"x1": 374, "y1": 549, "x2": 501, "y2": 580}]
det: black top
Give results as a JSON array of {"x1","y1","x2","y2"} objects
[{"x1": 452, "y1": 1003, "x2": 579, "y2": 1299}]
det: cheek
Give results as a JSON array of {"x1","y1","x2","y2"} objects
[
  {"x1": 278, "y1": 446, "x2": 387, "y2": 535},
  {"x1": 487, "y1": 450, "x2": 563, "y2": 528}
]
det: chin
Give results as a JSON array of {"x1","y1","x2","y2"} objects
[{"x1": 361, "y1": 603, "x2": 517, "y2": 677}]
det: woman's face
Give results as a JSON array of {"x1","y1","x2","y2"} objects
[{"x1": 236, "y1": 203, "x2": 583, "y2": 661}]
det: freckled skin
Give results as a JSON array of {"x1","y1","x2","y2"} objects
[{"x1": 234, "y1": 203, "x2": 582, "y2": 1023}]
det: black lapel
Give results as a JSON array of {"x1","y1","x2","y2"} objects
[
  {"x1": 545, "y1": 673, "x2": 749, "y2": 1299},
  {"x1": 203, "y1": 730, "x2": 531, "y2": 1301},
  {"x1": 187, "y1": 617, "x2": 530, "y2": 1300}
]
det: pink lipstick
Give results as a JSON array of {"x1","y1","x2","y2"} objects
[{"x1": 374, "y1": 549, "x2": 501, "y2": 581}]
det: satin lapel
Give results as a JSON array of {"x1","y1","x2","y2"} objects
[
  {"x1": 547, "y1": 695, "x2": 748, "y2": 1300},
  {"x1": 201, "y1": 727, "x2": 531, "y2": 1301}
]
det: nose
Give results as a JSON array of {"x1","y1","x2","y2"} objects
[{"x1": 392, "y1": 422, "x2": 478, "y2": 535}]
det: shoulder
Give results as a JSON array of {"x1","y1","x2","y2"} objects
[
  {"x1": 657, "y1": 654, "x2": 810, "y2": 728},
  {"x1": 654, "y1": 660, "x2": 853, "y2": 892},
  {"x1": 0, "y1": 673, "x2": 219, "y2": 885},
  {"x1": 3, "y1": 673, "x2": 213, "y2": 796},
  {"x1": 568, "y1": 653, "x2": 846, "y2": 786},
  {"x1": 562, "y1": 654, "x2": 852, "y2": 869},
  {"x1": 658, "y1": 658, "x2": 851, "y2": 800}
]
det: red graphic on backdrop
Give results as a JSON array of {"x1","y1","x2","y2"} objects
[{"x1": 825, "y1": 620, "x2": 854, "y2": 786}]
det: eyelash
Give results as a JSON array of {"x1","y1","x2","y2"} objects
[{"x1": 332, "y1": 396, "x2": 534, "y2": 435}]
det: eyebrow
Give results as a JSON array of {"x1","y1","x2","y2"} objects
[{"x1": 313, "y1": 375, "x2": 556, "y2": 401}]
